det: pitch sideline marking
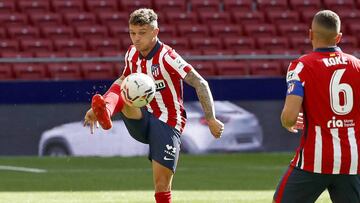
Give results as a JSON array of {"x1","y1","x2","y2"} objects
[{"x1": 0, "y1": 165, "x2": 47, "y2": 173}]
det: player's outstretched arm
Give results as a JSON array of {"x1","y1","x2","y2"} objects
[
  {"x1": 184, "y1": 70, "x2": 224, "y2": 138},
  {"x1": 281, "y1": 95, "x2": 303, "y2": 133},
  {"x1": 83, "y1": 109, "x2": 99, "y2": 134},
  {"x1": 83, "y1": 76, "x2": 125, "y2": 134}
]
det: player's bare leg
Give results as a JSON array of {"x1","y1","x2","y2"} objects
[
  {"x1": 152, "y1": 160, "x2": 173, "y2": 203},
  {"x1": 121, "y1": 104, "x2": 143, "y2": 120}
]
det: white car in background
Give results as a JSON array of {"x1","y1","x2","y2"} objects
[{"x1": 39, "y1": 101, "x2": 263, "y2": 156}]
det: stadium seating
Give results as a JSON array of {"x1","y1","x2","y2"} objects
[
  {"x1": 97, "y1": 12, "x2": 128, "y2": 26},
  {"x1": 176, "y1": 49, "x2": 202, "y2": 57},
  {"x1": 0, "y1": 13, "x2": 28, "y2": 26},
  {"x1": 165, "y1": 12, "x2": 198, "y2": 24},
  {"x1": 13, "y1": 63, "x2": 48, "y2": 80},
  {"x1": 0, "y1": 0, "x2": 358, "y2": 80},
  {"x1": 289, "y1": 0, "x2": 322, "y2": 11},
  {"x1": 256, "y1": 37, "x2": 289, "y2": 50},
  {"x1": 277, "y1": 24, "x2": 308, "y2": 37},
  {"x1": 108, "y1": 25, "x2": 129, "y2": 38},
  {"x1": 81, "y1": 63, "x2": 115, "y2": 80},
  {"x1": 158, "y1": 25, "x2": 177, "y2": 38},
  {"x1": 75, "y1": 25, "x2": 108, "y2": 39},
  {"x1": 120, "y1": 0, "x2": 152, "y2": 12},
  {"x1": 209, "y1": 24, "x2": 242, "y2": 38},
  {"x1": 223, "y1": 37, "x2": 255, "y2": 50},
  {"x1": 250, "y1": 61, "x2": 283, "y2": 76},
  {"x1": 337, "y1": 9, "x2": 360, "y2": 26},
  {"x1": 232, "y1": 11, "x2": 265, "y2": 25},
  {"x1": 216, "y1": 61, "x2": 249, "y2": 76},
  {"x1": 203, "y1": 49, "x2": 235, "y2": 55},
  {"x1": 348, "y1": 24, "x2": 360, "y2": 38},
  {"x1": 2, "y1": 51, "x2": 33, "y2": 58},
  {"x1": 161, "y1": 37, "x2": 190, "y2": 50},
  {"x1": 190, "y1": 0, "x2": 221, "y2": 13},
  {"x1": 189, "y1": 61, "x2": 217, "y2": 76},
  {"x1": 0, "y1": 39, "x2": 19, "y2": 52},
  {"x1": 29, "y1": 13, "x2": 63, "y2": 26},
  {"x1": 63, "y1": 12, "x2": 96, "y2": 26},
  {"x1": 323, "y1": 0, "x2": 355, "y2": 11},
  {"x1": 177, "y1": 24, "x2": 209, "y2": 37},
  {"x1": 84, "y1": 0, "x2": 118, "y2": 13},
  {"x1": 236, "y1": 49, "x2": 268, "y2": 55},
  {"x1": 41, "y1": 25, "x2": 74, "y2": 39},
  {"x1": 190, "y1": 37, "x2": 222, "y2": 50},
  {"x1": 17, "y1": 0, "x2": 51, "y2": 13},
  {"x1": 35, "y1": 51, "x2": 67, "y2": 58},
  {"x1": 53, "y1": 38, "x2": 87, "y2": 52},
  {"x1": 198, "y1": 12, "x2": 232, "y2": 24},
  {"x1": 266, "y1": 10, "x2": 300, "y2": 24},
  {"x1": 0, "y1": 64, "x2": 14, "y2": 80},
  {"x1": 223, "y1": 0, "x2": 253, "y2": 12},
  {"x1": 244, "y1": 24, "x2": 277, "y2": 37},
  {"x1": 153, "y1": 0, "x2": 187, "y2": 12},
  {"x1": 21, "y1": 38, "x2": 53, "y2": 52},
  {"x1": 0, "y1": 28, "x2": 5, "y2": 38},
  {"x1": 47, "y1": 63, "x2": 82, "y2": 80},
  {"x1": 87, "y1": 38, "x2": 121, "y2": 52},
  {"x1": 52, "y1": 0, "x2": 84, "y2": 13},
  {"x1": 7, "y1": 26, "x2": 39, "y2": 39},
  {"x1": 289, "y1": 38, "x2": 312, "y2": 53},
  {"x1": 256, "y1": 0, "x2": 289, "y2": 12},
  {"x1": 0, "y1": 0, "x2": 16, "y2": 14},
  {"x1": 68, "y1": 51, "x2": 100, "y2": 58}
]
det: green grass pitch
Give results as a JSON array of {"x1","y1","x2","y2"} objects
[{"x1": 0, "y1": 153, "x2": 331, "y2": 203}]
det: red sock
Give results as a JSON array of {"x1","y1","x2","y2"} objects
[
  {"x1": 103, "y1": 83, "x2": 125, "y2": 117},
  {"x1": 155, "y1": 191, "x2": 171, "y2": 203}
]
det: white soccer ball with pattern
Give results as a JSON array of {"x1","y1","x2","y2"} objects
[{"x1": 120, "y1": 73, "x2": 156, "y2": 108}]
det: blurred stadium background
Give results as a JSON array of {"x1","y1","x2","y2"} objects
[{"x1": 0, "y1": 0, "x2": 359, "y2": 202}]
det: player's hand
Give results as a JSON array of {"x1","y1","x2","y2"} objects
[
  {"x1": 207, "y1": 118, "x2": 224, "y2": 139},
  {"x1": 83, "y1": 108, "x2": 99, "y2": 134},
  {"x1": 286, "y1": 112, "x2": 304, "y2": 133}
]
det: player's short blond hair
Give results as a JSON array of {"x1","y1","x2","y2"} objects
[
  {"x1": 129, "y1": 8, "x2": 158, "y2": 29},
  {"x1": 313, "y1": 10, "x2": 341, "y2": 33}
]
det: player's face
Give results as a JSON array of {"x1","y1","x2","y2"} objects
[{"x1": 129, "y1": 24, "x2": 159, "y2": 53}]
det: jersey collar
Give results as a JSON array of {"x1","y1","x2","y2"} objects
[
  {"x1": 139, "y1": 40, "x2": 161, "y2": 60},
  {"x1": 314, "y1": 46, "x2": 342, "y2": 53}
]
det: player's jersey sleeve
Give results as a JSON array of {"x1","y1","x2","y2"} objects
[
  {"x1": 162, "y1": 49, "x2": 193, "y2": 79},
  {"x1": 122, "y1": 46, "x2": 133, "y2": 77},
  {"x1": 286, "y1": 60, "x2": 306, "y2": 97}
]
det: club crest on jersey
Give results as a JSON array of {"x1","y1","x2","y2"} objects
[
  {"x1": 151, "y1": 64, "x2": 160, "y2": 77},
  {"x1": 286, "y1": 70, "x2": 300, "y2": 82}
]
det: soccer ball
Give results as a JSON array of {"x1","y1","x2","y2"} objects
[{"x1": 120, "y1": 73, "x2": 156, "y2": 108}]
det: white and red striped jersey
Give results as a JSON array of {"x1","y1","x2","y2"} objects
[
  {"x1": 287, "y1": 47, "x2": 360, "y2": 174},
  {"x1": 122, "y1": 40, "x2": 193, "y2": 133}
]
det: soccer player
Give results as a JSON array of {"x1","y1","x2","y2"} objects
[
  {"x1": 83, "y1": 8, "x2": 224, "y2": 203},
  {"x1": 273, "y1": 10, "x2": 360, "y2": 203}
]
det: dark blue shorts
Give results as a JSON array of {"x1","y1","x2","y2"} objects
[
  {"x1": 274, "y1": 166, "x2": 360, "y2": 203},
  {"x1": 120, "y1": 108, "x2": 181, "y2": 173}
]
